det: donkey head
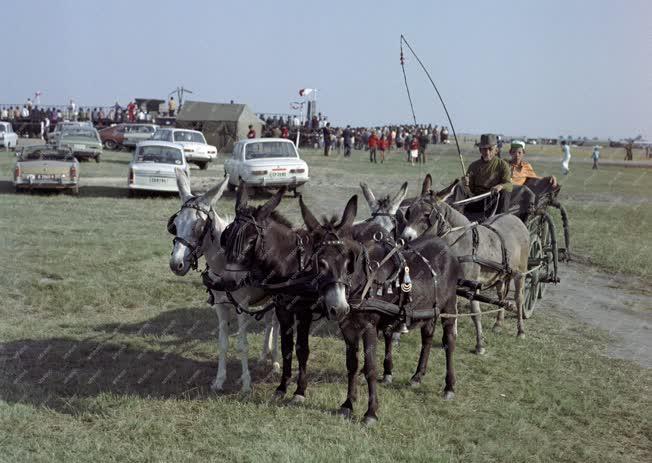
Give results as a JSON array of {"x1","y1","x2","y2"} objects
[
  {"x1": 219, "y1": 183, "x2": 286, "y2": 286},
  {"x1": 301, "y1": 195, "x2": 359, "y2": 321},
  {"x1": 360, "y1": 181, "x2": 408, "y2": 233},
  {"x1": 168, "y1": 169, "x2": 229, "y2": 276}
]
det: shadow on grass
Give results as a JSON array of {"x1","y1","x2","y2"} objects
[{"x1": 0, "y1": 337, "x2": 281, "y2": 414}]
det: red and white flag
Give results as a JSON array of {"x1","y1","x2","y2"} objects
[{"x1": 299, "y1": 88, "x2": 314, "y2": 97}]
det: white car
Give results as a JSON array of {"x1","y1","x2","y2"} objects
[
  {"x1": 224, "y1": 138, "x2": 309, "y2": 197},
  {"x1": 0, "y1": 122, "x2": 18, "y2": 150},
  {"x1": 150, "y1": 128, "x2": 217, "y2": 170},
  {"x1": 128, "y1": 141, "x2": 190, "y2": 196}
]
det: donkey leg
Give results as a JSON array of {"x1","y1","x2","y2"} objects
[
  {"x1": 492, "y1": 280, "x2": 507, "y2": 333},
  {"x1": 339, "y1": 330, "x2": 360, "y2": 419},
  {"x1": 410, "y1": 319, "x2": 435, "y2": 387},
  {"x1": 470, "y1": 300, "x2": 485, "y2": 354},
  {"x1": 274, "y1": 308, "x2": 294, "y2": 399},
  {"x1": 236, "y1": 312, "x2": 252, "y2": 393},
  {"x1": 260, "y1": 310, "x2": 273, "y2": 361},
  {"x1": 442, "y1": 317, "x2": 457, "y2": 400},
  {"x1": 210, "y1": 303, "x2": 230, "y2": 392},
  {"x1": 514, "y1": 274, "x2": 526, "y2": 338},
  {"x1": 382, "y1": 331, "x2": 394, "y2": 384},
  {"x1": 362, "y1": 322, "x2": 379, "y2": 426},
  {"x1": 292, "y1": 311, "x2": 312, "y2": 403},
  {"x1": 270, "y1": 313, "x2": 281, "y2": 373}
]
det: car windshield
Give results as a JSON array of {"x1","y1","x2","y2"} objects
[
  {"x1": 173, "y1": 131, "x2": 205, "y2": 144},
  {"x1": 245, "y1": 142, "x2": 297, "y2": 160},
  {"x1": 21, "y1": 149, "x2": 74, "y2": 161},
  {"x1": 0, "y1": 126, "x2": 5, "y2": 132},
  {"x1": 135, "y1": 146, "x2": 183, "y2": 165},
  {"x1": 61, "y1": 130, "x2": 98, "y2": 140}
]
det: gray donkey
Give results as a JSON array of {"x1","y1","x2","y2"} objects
[{"x1": 168, "y1": 169, "x2": 279, "y2": 392}]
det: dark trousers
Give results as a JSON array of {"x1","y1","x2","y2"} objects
[
  {"x1": 369, "y1": 148, "x2": 377, "y2": 162},
  {"x1": 324, "y1": 142, "x2": 331, "y2": 156},
  {"x1": 464, "y1": 191, "x2": 511, "y2": 218},
  {"x1": 344, "y1": 143, "x2": 351, "y2": 157}
]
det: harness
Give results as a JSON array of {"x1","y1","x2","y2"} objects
[{"x1": 167, "y1": 198, "x2": 215, "y2": 271}]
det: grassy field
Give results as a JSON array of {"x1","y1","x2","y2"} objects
[{"x1": 0, "y1": 143, "x2": 650, "y2": 462}]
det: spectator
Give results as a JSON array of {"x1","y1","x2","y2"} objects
[
  {"x1": 280, "y1": 125, "x2": 289, "y2": 138},
  {"x1": 0, "y1": 107, "x2": 7, "y2": 119},
  {"x1": 69, "y1": 99, "x2": 76, "y2": 121},
  {"x1": 409, "y1": 135, "x2": 419, "y2": 166},
  {"x1": 378, "y1": 134, "x2": 387, "y2": 163},
  {"x1": 168, "y1": 97, "x2": 176, "y2": 117},
  {"x1": 343, "y1": 125, "x2": 352, "y2": 157},
  {"x1": 20, "y1": 105, "x2": 29, "y2": 118},
  {"x1": 624, "y1": 142, "x2": 633, "y2": 161},
  {"x1": 592, "y1": 145, "x2": 600, "y2": 170},
  {"x1": 418, "y1": 129, "x2": 430, "y2": 164},
  {"x1": 247, "y1": 124, "x2": 256, "y2": 139},
  {"x1": 127, "y1": 100, "x2": 137, "y2": 122},
  {"x1": 368, "y1": 130, "x2": 378, "y2": 163},
  {"x1": 322, "y1": 123, "x2": 331, "y2": 156},
  {"x1": 561, "y1": 140, "x2": 571, "y2": 175},
  {"x1": 26, "y1": 98, "x2": 33, "y2": 111}
]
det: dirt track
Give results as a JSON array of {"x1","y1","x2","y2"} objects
[{"x1": 540, "y1": 261, "x2": 651, "y2": 368}]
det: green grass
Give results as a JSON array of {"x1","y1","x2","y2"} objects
[{"x1": 0, "y1": 143, "x2": 650, "y2": 462}]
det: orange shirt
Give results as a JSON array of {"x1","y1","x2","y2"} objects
[{"x1": 510, "y1": 160, "x2": 540, "y2": 186}]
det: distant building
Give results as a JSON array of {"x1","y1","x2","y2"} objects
[{"x1": 175, "y1": 100, "x2": 263, "y2": 152}]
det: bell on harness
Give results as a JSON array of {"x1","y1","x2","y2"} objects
[{"x1": 401, "y1": 266, "x2": 412, "y2": 293}]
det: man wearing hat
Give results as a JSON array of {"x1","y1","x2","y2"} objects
[{"x1": 463, "y1": 133, "x2": 513, "y2": 215}]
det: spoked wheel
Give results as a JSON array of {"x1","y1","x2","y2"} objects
[{"x1": 524, "y1": 234, "x2": 542, "y2": 319}]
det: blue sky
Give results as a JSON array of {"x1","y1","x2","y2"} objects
[{"x1": 2, "y1": 0, "x2": 650, "y2": 139}]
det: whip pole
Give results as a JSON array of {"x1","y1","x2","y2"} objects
[{"x1": 400, "y1": 34, "x2": 466, "y2": 174}]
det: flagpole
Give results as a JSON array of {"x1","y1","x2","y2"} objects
[{"x1": 296, "y1": 102, "x2": 304, "y2": 148}]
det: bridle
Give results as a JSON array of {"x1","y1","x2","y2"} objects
[
  {"x1": 221, "y1": 211, "x2": 265, "y2": 272},
  {"x1": 167, "y1": 197, "x2": 215, "y2": 271},
  {"x1": 310, "y1": 228, "x2": 354, "y2": 294}
]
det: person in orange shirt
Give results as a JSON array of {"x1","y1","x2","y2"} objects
[
  {"x1": 508, "y1": 140, "x2": 557, "y2": 222},
  {"x1": 509, "y1": 140, "x2": 557, "y2": 187}
]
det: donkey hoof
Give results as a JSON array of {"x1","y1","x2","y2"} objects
[
  {"x1": 517, "y1": 332, "x2": 526, "y2": 339},
  {"x1": 272, "y1": 362, "x2": 281, "y2": 374},
  {"x1": 210, "y1": 381, "x2": 225, "y2": 393},
  {"x1": 381, "y1": 374, "x2": 393, "y2": 385},
  {"x1": 443, "y1": 391, "x2": 455, "y2": 401},
  {"x1": 475, "y1": 347, "x2": 486, "y2": 355},
  {"x1": 338, "y1": 407, "x2": 352, "y2": 419},
  {"x1": 290, "y1": 394, "x2": 305, "y2": 405},
  {"x1": 409, "y1": 380, "x2": 421, "y2": 389},
  {"x1": 362, "y1": 415, "x2": 378, "y2": 427},
  {"x1": 272, "y1": 390, "x2": 286, "y2": 401}
]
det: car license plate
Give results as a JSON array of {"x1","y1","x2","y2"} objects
[
  {"x1": 36, "y1": 174, "x2": 56, "y2": 180},
  {"x1": 149, "y1": 177, "x2": 167, "y2": 184},
  {"x1": 270, "y1": 171, "x2": 287, "y2": 178},
  {"x1": 74, "y1": 144, "x2": 86, "y2": 150}
]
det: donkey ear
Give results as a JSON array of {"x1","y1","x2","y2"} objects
[
  {"x1": 203, "y1": 175, "x2": 229, "y2": 207},
  {"x1": 235, "y1": 181, "x2": 248, "y2": 211},
  {"x1": 389, "y1": 181, "x2": 408, "y2": 214},
  {"x1": 421, "y1": 173, "x2": 433, "y2": 196},
  {"x1": 299, "y1": 195, "x2": 321, "y2": 232},
  {"x1": 360, "y1": 182, "x2": 377, "y2": 211},
  {"x1": 258, "y1": 187, "x2": 286, "y2": 218},
  {"x1": 337, "y1": 195, "x2": 358, "y2": 229},
  {"x1": 175, "y1": 167, "x2": 192, "y2": 203}
]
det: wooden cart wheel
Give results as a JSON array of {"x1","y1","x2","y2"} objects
[{"x1": 523, "y1": 234, "x2": 542, "y2": 319}]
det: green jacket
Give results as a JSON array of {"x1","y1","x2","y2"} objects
[{"x1": 466, "y1": 156, "x2": 513, "y2": 195}]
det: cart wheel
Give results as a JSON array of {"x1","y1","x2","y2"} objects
[
  {"x1": 523, "y1": 235, "x2": 542, "y2": 319},
  {"x1": 104, "y1": 139, "x2": 118, "y2": 150}
]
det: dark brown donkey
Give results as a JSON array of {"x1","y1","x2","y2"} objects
[
  {"x1": 219, "y1": 184, "x2": 323, "y2": 403},
  {"x1": 299, "y1": 195, "x2": 462, "y2": 426}
]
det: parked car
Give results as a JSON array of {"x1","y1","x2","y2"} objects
[
  {"x1": 57, "y1": 128, "x2": 103, "y2": 162},
  {"x1": 150, "y1": 128, "x2": 217, "y2": 169},
  {"x1": 14, "y1": 145, "x2": 80, "y2": 194},
  {"x1": 0, "y1": 121, "x2": 18, "y2": 150},
  {"x1": 99, "y1": 123, "x2": 158, "y2": 150},
  {"x1": 224, "y1": 138, "x2": 309, "y2": 197},
  {"x1": 128, "y1": 141, "x2": 189, "y2": 196},
  {"x1": 46, "y1": 121, "x2": 92, "y2": 143}
]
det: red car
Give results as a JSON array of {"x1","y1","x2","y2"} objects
[{"x1": 99, "y1": 123, "x2": 158, "y2": 150}]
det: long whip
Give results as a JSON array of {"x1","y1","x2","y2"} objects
[{"x1": 400, "y1": 34, "x2": 466, "y2": 174}]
